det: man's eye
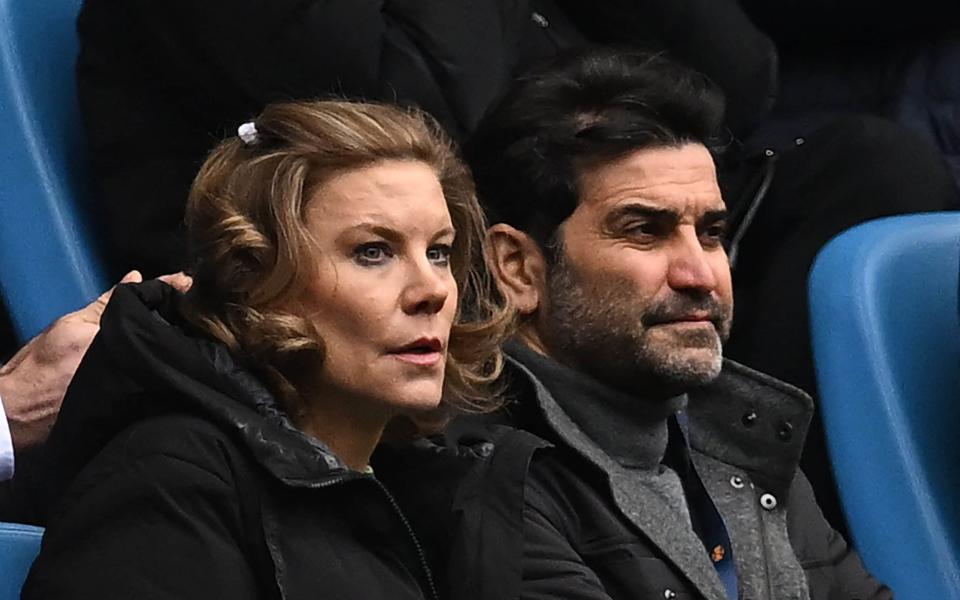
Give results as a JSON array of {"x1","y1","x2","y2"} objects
[
  {"x1": 354, "y1": 242, "x2": 393, "y2": 266},
  {"x1": 701, "y1": 223, "x2": 728, "y2": 246},
  {"x1": 427, "y1": 244, "x2": 452, "y2": 267},
  {"x1": 623, "y1": 221, "x2": 660, "y2": 238}
]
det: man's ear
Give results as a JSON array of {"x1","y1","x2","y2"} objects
[{"x1": 486, "y1": 224, "x2": 548, "y2": 315}]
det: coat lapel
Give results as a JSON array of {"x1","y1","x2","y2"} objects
[
  {"x1": 606, "y1": 470, "x2": 730, "y2": 600},
  {"x1": 510, "y1": 358, "x2": 729, "y2": 600}
]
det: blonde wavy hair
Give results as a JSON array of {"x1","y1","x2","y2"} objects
[{"x1": 181, "y1": 100, "x2": 511, "y2": 424}]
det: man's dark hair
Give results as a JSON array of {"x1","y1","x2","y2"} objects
[{"x1": 465, "y1": 47, "x2": 726, "y2": 248}]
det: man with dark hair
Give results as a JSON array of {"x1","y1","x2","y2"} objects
[{"x1": 455, "y1": 49, "x2": 889, "y2": 599}]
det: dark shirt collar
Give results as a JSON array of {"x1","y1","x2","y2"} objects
[{"x1": 506, "y1": 341, "x2": 687, "y2": 471}]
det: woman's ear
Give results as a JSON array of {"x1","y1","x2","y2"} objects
[{"x1": 486, "y1": 224, "x2": 548, "y2": 316}]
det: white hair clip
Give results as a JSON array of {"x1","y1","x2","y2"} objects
[{"x1": 237, "y1": 121, "x2": 259, "y2": 145}]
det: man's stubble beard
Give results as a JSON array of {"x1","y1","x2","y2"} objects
[{"x1": 543, "y1": 250, "x2": 732, "y2": 396}]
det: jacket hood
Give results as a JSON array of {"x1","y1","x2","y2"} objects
[{"x1": 40, "y1": 281, "x2": 350, "y2": 516}]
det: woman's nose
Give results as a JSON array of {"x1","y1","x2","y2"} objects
[{"x1": 401, "y1": 261, "x2": 451, "y2": 316}]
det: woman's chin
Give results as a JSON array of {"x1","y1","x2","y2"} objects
[
  {"x1": 382, "y1": 399, "x2": 448, "y2": 441},
  {"x1": 378, "y1": 381, "x2": 445, "y2": 414}
]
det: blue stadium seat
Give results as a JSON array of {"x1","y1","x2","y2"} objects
[
  {"x1": 808, "y1": 212, "x2": 960, "y2": 600},
  {"x1": 0, "y1": 0, "x2": 108, "y2": 344},
  {"x1": 0, "y1": 522, "x2": 42, "y2": 599}
]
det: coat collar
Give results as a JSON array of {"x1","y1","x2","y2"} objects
[
  {"x1": 504, "y1": 348, "x2": 812, "y2": 497},
  {"x1": 43, "y1": 281, "x2": 356, "y2": 512},
  {"x1": 686, "y1": 360, "x2": 813, "y2": 497}
]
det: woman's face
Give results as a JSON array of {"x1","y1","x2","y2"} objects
[{"x1": 300, "y1": 159, "x2": 458, "y2": 421}]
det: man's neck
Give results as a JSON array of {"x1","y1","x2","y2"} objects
[
  {"x1": 506, "y1": 341, "x2": 686, "y2": 470},
  {"x1": 515, "y1": 323, "x2": 688, "y2": 400}
]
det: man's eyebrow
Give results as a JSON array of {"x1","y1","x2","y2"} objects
[
  {"x1": 699, "y1": 209, "x2": 729, "y2": 225},
  {"x1": 605, "y1": 203, "x2": 680, "y2": 225}
]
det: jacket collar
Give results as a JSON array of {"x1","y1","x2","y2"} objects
[
  {"x1": 43, "y1": 281, "x2": 355, "y2": 512},
  {"x1": 686, "y1": 360, "x2": 813, "y2": 497},
  {"x1": 504, "y1": 346, "x2": 812, "y2": 497}
]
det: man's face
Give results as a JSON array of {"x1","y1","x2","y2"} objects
[{"x1": 540, "y1": 143, "x2": 733, "y2": 393}]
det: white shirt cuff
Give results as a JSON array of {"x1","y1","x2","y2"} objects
[{"x1": 0, "y1": 393, "x2": 15, "y2": 481}]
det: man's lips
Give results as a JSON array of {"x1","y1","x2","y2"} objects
[
  {"x1": 651, "y1": 313, "x2": 715, "y2": 324},
  {"x1": 647, "y1": 314, "x2": 720, "y2": 331},
  {"x1": 643, "y1": 296, "x2": 727, "y2": 329},
  {"x1": 388, "y1": 338, "x2": 444, "y2": 366}
]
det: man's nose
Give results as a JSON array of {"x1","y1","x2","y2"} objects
[
  {"x1": 666, "y1": 229, "x2": 719, "y2": 292},
  {"x1": 400, "y1": 259, "x2": 451, "y2": 315}
]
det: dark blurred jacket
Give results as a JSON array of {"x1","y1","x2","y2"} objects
[{"x1": 76, "y1": 0, "x2": 777, "y2": 277}]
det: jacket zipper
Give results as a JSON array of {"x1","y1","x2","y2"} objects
[
  {"x1": 372, "y1": 478, "x2": 440, "y2": 600},
  {"x1": 286, "y1": 471, "x2": 438, "y2": 600}
]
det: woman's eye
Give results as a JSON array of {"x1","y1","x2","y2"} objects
[
  {"x1": 354, "y1": 242, "x2": 393, "y2": 266},
  {"x1": 427, "y1": 244, "x2": 452, "y2": 267}
]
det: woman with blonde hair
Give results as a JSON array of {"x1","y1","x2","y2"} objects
[{"x1": 23, "y1": 100, "x2": 510, "y2": 599}]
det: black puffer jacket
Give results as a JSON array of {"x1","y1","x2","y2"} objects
[
  {"x1": 22, "y1": 281, "x2": 438, "y2": 600},
  {"x1": 77, "y1": 0, "x2": 777, "y2": 277}
]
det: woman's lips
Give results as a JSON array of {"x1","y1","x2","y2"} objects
[
  {"x1": 388, "y1": 337, "x2": 444, "y2": 366},
  {"x1": 390, "y1": 351, "x2": 443, "y2": 366}
]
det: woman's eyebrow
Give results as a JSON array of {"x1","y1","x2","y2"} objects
[
  {"x1": 342, "y1": 223, "x2": 457, "y2": 242},
  {"x1": 431, "y1": 226, "x2": 456, "y2": 241},
  {"x1": 344, "y1": 223, "x2": 404, "y2": 242}
]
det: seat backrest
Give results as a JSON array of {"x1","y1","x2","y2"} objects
[
  {"x1": 0, "y1": 0, "x2": 108, "y2": 343},
  {"x1": 0, "y1": 522, "x2": 43, "y2": 599},
  {"x1": 808, "y1": 212, "x2": 960, "y2": 600}
]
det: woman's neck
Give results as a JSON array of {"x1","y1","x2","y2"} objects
[{"x1": 295, "y1": 398, "x2": 390, "y2": 471}]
